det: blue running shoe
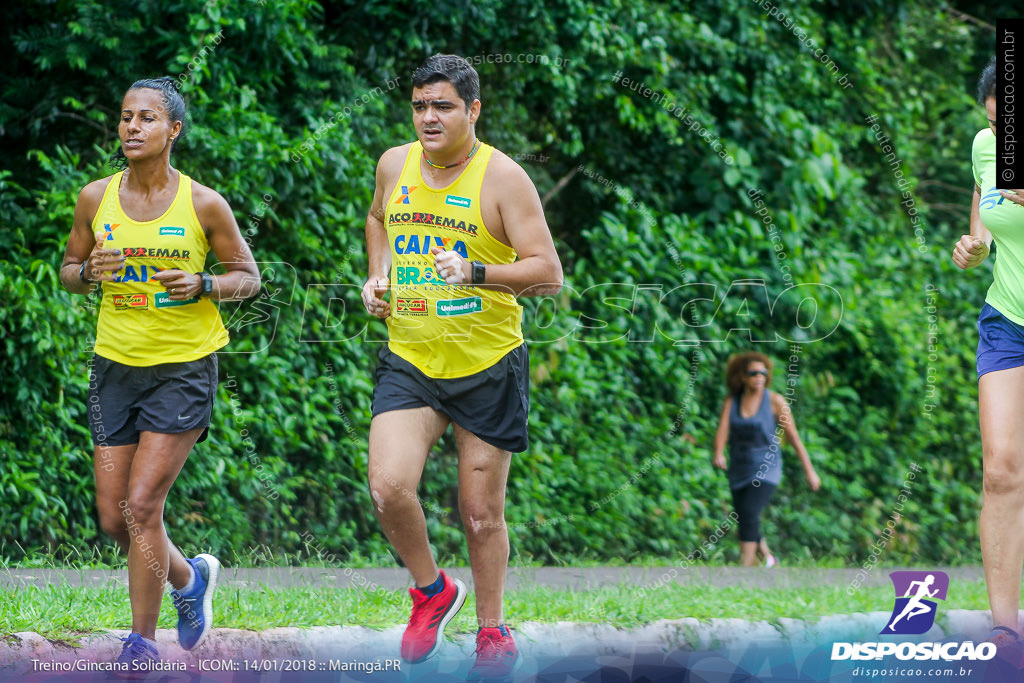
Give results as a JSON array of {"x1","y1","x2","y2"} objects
[
  {"x1": 115, "y1": 632, "x2": 158, "y2": 677},
  {"x1": 171, "y1": 553, "x2": 221, "y2": 650}
]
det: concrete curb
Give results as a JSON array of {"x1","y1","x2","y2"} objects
[{"x1": 0, "y1": 610, "x2": 1001, "y2": 670}]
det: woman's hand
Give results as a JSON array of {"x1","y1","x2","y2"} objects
[
  {"x1": 151, "y1": 269, "x2": 203, "y2": 300},
  {"x1": 999, "y1": 189, "x2": 1024, "y2": 207},
  {"x1": 952, "y1": 235, "x2": 989, "y2": 270},
  {"x1": 83, "y1": 231, "x2": 126, "y2": 282}
]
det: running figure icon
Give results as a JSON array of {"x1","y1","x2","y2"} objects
[{"x1": 888, "y1": 574, "x2": 939, "y2": 631}]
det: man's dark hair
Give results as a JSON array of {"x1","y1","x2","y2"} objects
[
  {"x1": 411, "y1": 54, "x2": 480, "y2": 110},
  {"x1": 111, "y1": 76, "x2": 188, "y2": 169},
  {"x1": 978, "y1": 55, "x2": 997, "y2": 105}
]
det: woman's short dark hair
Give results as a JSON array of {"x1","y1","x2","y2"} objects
[
  {"x1": 977, "y1": 56, "x2": 997, "y2": 106},
  {"x1": 725, "y1": 352, "x2": 773, "y2": 395},
  {"x1": 411, "y1": 54, "x2": 480, "y2": 110},
  {"x1": 110, "y1": 76, "x2": 188, "y2": 169}
]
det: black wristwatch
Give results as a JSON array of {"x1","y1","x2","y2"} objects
[
  {"x1": 471, "y1": 260, "x2": 486, "y2": 285},
  {"x1": 198, "y1": 272, "x2": 213, "y2": 297},
  {"x1": 79, "y1": 261, "x2": 95, "y2": 283}
]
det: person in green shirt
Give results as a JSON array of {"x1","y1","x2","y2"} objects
[{"x1": 952, "y1": 55, "x2": 1024, "y2": 659}]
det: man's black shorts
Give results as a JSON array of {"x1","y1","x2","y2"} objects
[
  {"x1": 88, "y1": 354, "x2": 218, "y2": 447},
  {"x1": 371, "y1": 344, "x2": 530, "y2": 453}
]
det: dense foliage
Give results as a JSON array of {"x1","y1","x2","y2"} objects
[{"x1": 1, "y1": 0, "x2": 1015, "y2": 567}]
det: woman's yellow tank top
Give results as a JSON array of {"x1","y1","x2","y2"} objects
[{"x1": 92, "y1": 170, "x2": 228, "y2": 366}]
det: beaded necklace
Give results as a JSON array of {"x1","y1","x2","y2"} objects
[{"x1": 423, "y1": 140, "x2": 480, "y2": 169}]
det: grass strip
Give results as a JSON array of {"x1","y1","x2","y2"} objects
[{"x1": 0, "y1": 581, "x2": 993, "y2": 642}]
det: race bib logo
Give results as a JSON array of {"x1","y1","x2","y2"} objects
[
  {"x1": 396, "y1": 298, "x2": 427, "y2": 313},
  {"x1": 881, "y1": 571, "x2": 948, "y2": 635},
  {"x1": 112, "y1": 293, "x2": 147, "y2": 310},
  {"x1": 120, "y1": 247, "x2": 190, "y2": 261},
  {"x1": 394, "y1": 185, "x2": 417, "y2": 204}
]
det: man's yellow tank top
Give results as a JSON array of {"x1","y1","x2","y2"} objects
[
  {"x1": 385, "y1": 141, "x2": 523, "y2": 379},
  {"x1": 93, "y1": 170, "x2": 228, "y2": 366}
]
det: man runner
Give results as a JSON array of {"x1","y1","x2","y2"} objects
[{"x1": 361, "y1": 53, "x2": 562, "y2": 680}]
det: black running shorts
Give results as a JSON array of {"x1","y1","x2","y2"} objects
[
  {"x1": 87, "y1": 354, "x2": 218, "y2": 447},
  {"x1": 371, "y1": 344, "x2": 530, "y2": 453}
]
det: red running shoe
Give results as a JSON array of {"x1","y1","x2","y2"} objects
[
  {"x1": 468, "y1": 626, "x2": 519, "y2": 681},
  {"x1": 988, "y1": 626, "x2": 1024, "y2": 666},
  {"x1": 401, "y1": 571, "x2": 467, "y2": 663}
]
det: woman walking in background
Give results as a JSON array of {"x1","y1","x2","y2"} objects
[
  {"x1": 712, "y1": 351, "x2": 820, "y2": 566},
  {"x1": 952, "y1": 56, "x2": 1024, "y2": 655},
  {"x1": 59, "y1": 77, "x2": 260, "y2": 669}
]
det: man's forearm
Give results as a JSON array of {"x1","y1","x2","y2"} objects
[
  {"x1": 366, "y1": 219, "x2": 392, "y2": 279},
  {"x1": 472, "y1": 255, "x2": 562, "y2": 297}
]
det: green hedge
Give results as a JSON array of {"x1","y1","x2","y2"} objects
[{"x1": 1, "y1": 0, "x2": 1012, "y2": 566}]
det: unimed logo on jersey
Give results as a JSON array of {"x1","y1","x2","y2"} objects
[
  {"x1": 445, "y1": 194, "x2": 471, "y2": 208},
  {"x1": 881, "y1": 571, "x2": 949, "y2": 635},
  {"x1": 437, "y1": 297, "x2": 482, "y2": 316},
  {"x1": 154, "y1": 292, "x2": 197, "y2": 308}
]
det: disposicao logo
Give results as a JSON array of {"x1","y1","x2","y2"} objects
[
  {"x1": 882, "y1": 571, "x2": 948, "y2": 635},
  {"x1": 830, "y1": 571, "x2": 995, "y2": 663},
  {"x1": 831, "y1": 641, "x2": 995, "y2": 662}
]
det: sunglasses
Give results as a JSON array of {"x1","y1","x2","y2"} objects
[{"x1": 747, "y1": 370, "x2": 768, "y2": 377}]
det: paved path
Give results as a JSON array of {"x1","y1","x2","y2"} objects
[{"x1": 0, "y1": 566, "x2": 988, "y2": 590}]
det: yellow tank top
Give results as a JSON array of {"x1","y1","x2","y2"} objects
[
  {"x1": 385, "y1": 141, "x2": 523, "y2": 378},
  {"x1": 93, "y1": 171, "x2": 228, "y2": 366}
]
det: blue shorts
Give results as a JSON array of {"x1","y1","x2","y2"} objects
[{"x1": 977, "y1": 303, "x2": 1024, "y2": 378}]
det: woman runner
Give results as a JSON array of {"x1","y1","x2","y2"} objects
[{"x1": 59, "y1": 76, "x2": 260, "y2": 669}]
